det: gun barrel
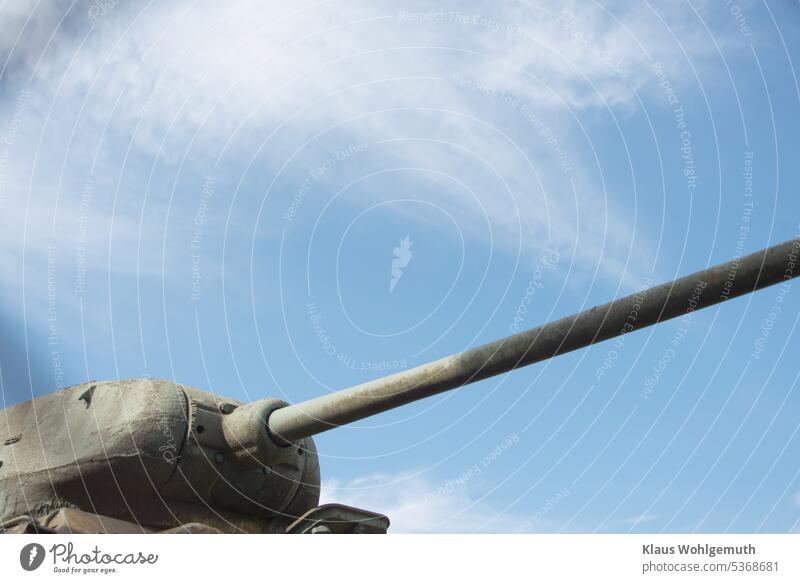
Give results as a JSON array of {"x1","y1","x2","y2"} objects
[{"x1": 269, "y1": 237, "x2": 800, "y2": 443}]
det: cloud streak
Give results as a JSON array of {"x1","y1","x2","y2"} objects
[
  {"x1": 320, "y1": 471, "x2": 527, "y2": 533},
  {"x1": 0, "y1": 0, "x2": 731, "y2": 292}
]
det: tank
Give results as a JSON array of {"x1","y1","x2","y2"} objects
[{"x1": 1, "y1": 238, "x2": 798, "y2": 533}]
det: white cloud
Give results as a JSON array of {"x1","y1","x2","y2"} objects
[
  {"x1": 320, "y1": 471, "x2": 526, "y2": 533},
  {"x1": 617, "y1": 513, "x2": 659, "y2": 526},
  {"x1": 0, "y1": 0, "x2": 732, "y2": 289},
  {"x1": 0, "y1": 1, "x2": 70, "y2": 79}
]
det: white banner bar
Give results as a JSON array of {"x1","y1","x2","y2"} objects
[{"x1": 2, "y1": 534, "x2": 798, "y2": 582}]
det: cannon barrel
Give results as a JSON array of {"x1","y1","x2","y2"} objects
[{"x1": 268, "y1": 237, "x2": 800, "y2": 443}]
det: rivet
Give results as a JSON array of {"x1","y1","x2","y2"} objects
[{"x1": 214, "y1": 452, "x2": 224, "y2": 464}]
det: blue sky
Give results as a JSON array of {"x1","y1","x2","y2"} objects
[{"x1": 1, "y1": 0, "x2": 799, "y2": 532}]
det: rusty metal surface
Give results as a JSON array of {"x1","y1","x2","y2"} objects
[
  {"x1": 269, "y1": 237, "x2": 800, "y2": 442},
  {"x1": 160, "y1": 523, "x2": 223, "y2": 534},
  {"x1": 43, "y1": 508, "x2": 153, "y2": 534},
  {"x1": 285, "y1": 504, "x2": 390, "y2": 534},
  {"x1": 0, "y1": 515, "x2": 55, "y2": 534},
  {"x1": 2, "y1": 505, "x2": 386, "y2": 534}
]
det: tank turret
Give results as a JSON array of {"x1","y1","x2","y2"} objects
[
  {"x1": 1, "y1": 238, "x2": 798, "y2": 533},
  {"x1": 1, "y1": 379, "x2": 329, "y2": 533}
]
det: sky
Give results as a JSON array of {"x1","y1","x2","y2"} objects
[{"x1": 0, "y1": 0, "x2": 799, "y2": 533}]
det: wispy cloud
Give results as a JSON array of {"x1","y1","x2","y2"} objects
[
  {"x1": 320, "y1": 471, "x2": 526, "y2": 533},
  {"x1": 0, "y1": 0, "x2": 731, "y2": 292},
  {"x1": 618, "y1": 513, "x2": 659, "y2": 526}
]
